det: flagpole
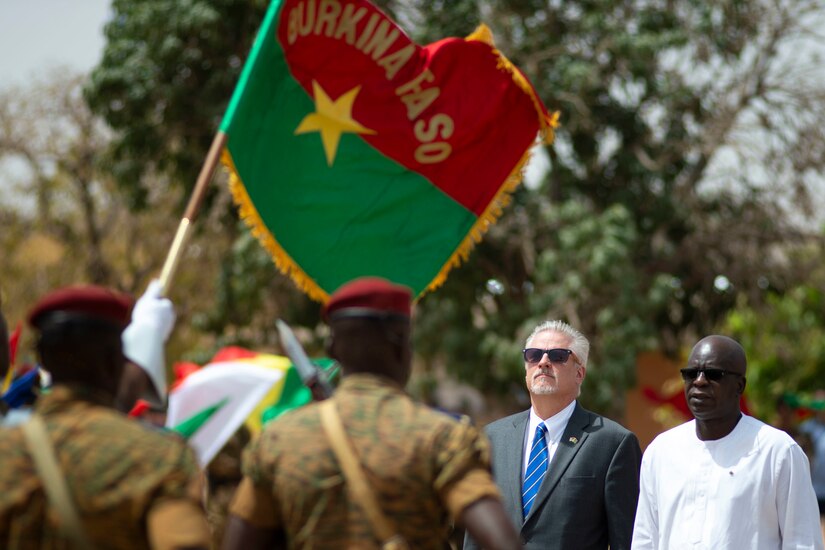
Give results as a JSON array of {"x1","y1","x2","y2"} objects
[{"x1": 158, "y1": 131, "x2": 228, "y2": 296}]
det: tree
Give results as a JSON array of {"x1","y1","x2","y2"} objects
[
  {"x1": 0, "y1": 71, "x2": 117, "y2": 288},
  {"x1": 84, "y1": 0, "x2": 825, "y2": 418},
  {"x1": 85, "y1": 0, "x2": 270, "y2": 208},
  {"x1": 722, "y1": 246, "x2": 825, "y2": 421},
  {"x1": 0, "y1": 71, "x2": 235, "y2": 365}
]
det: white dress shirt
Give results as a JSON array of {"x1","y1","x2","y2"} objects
[
  {"x1": 632, "y1": 415, "x2": 824, "y2": 550},
  {"x1": 522, "y1": 400, "x2": 576, "y2": 481}
]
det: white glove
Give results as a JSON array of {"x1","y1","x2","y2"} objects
[{"x1": 121, "y1": 279, "x2": 175, "y2": 406}]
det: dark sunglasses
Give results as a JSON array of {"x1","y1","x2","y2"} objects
[
  {"x1": 523, "y1": 348, "x2": 575, "y2": 364},
  {"x1": 679, "y1": 367, "x2": 742, "y2": 382}
]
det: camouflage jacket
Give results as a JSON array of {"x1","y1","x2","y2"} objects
[
  {"x1": 0, "y1": 385, "x2": 210, "y2": 549},
  {"x1": 230, "y1": 373, "x2": 501, "y2": 549}
]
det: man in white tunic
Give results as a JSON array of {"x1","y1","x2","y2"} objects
[{"x1": 632, "y1": 335, "x2": 823, "y2": 550}]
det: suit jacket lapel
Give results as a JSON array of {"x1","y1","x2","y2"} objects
[
  {"x1": 524, "y1": 402, "x2": 591, "y2": 523},
  {"x1": 503, "y1": 411, "x2": 529, "y2": 527}
]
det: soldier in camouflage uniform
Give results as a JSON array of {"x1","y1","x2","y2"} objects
[
  {"x1": 0, "y1": 285, "x2": 211, "y2": 549},
  {"x1": 206, "y1": 426, "x2": 251, "y2": 547},
  {"x1": 223, "y1": 277, "x2": 522, "y2": 550}
]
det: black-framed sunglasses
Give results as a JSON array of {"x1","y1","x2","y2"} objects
[
  {"x1": 523, "y1": 348, "x2": 576, "y2": 364},
  {"x1": 679, "y1": 367, "x2": 742, "y2": 382}
]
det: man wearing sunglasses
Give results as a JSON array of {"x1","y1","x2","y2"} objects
[
  {"x1": 225, "y1": 277, "x2": 522, "y2": 550},
  {"x1": 465, "y1": 320, "x2": 642, "y2": 550},
  {"x1": 632, "y1": 335, "x2": 824, "y2": 549}
]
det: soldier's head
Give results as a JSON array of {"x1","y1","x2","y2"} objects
[
  {"x1": 323, "y1": 277, "x2": 413, "y2": 386},
  {"x1": 28, "y1": 285, "x2": 133, "y2": 398}
]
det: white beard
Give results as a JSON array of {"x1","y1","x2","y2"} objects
[{"x1": 529, "y1": 372, "x2": 557, "y2": 395}]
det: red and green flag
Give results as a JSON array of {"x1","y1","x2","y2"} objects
[{"x1": 221, "y1": 0, "x2": 556, "y2": 301}]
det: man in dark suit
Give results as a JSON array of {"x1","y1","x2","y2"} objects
[{"x1": 466, "y1": 320, "x2": 642, "y2": 549}]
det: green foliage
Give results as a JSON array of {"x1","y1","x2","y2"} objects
[
  {"x1": 723, "y1": 284, "x2": 825, "y2": 420},
  {"x1": 85, "y1": 0, "x2": 269, "y2": 207},
  {"x1": 415, "y1": 199, "x2": 666, "y2": 416}
]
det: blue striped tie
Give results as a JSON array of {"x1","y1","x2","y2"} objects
[{"x1": 522, "y1": 422, "x2": 548, "y2": 517}]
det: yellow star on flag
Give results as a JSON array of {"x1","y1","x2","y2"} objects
[{"x1": 295, "y1": 81, "x2": 376, "y2": 166}]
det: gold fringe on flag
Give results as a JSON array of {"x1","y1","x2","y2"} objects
[
  {"x1": 222, "y1": 150, "x2": 331, "y2": 303},
  {"x1": 420, "y1": 24, "x2": 560, "y2": 298},
  {"x1": 423, "y1": 145, "x2": 533, "y2": 298}
]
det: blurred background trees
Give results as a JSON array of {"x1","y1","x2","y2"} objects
[
  {"x1": 3, "y1": 0, "x2": 825, "y2": 421},
  {"x1": 0, "y1": 70, "x2": 235, "y2": 363}
]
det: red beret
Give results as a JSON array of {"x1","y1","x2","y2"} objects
[
  {"x1": 28, "y1": 285, "x2": 133, "y2": 329},
  {"x1": 322, "y1": 277, "x2": 412, "y2": 321}
]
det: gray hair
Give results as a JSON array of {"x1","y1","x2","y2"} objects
[{"x1": 525, "y1": 320, "x2": 590, "y2": 367}]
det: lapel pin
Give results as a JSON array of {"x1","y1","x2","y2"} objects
[{"x1": 568, "y1": 436, "x2": 578, "y2": 444}]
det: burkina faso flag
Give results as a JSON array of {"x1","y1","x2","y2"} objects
[{"x1": 220, "y1": 0, "x2": 557, "y2": 302}]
